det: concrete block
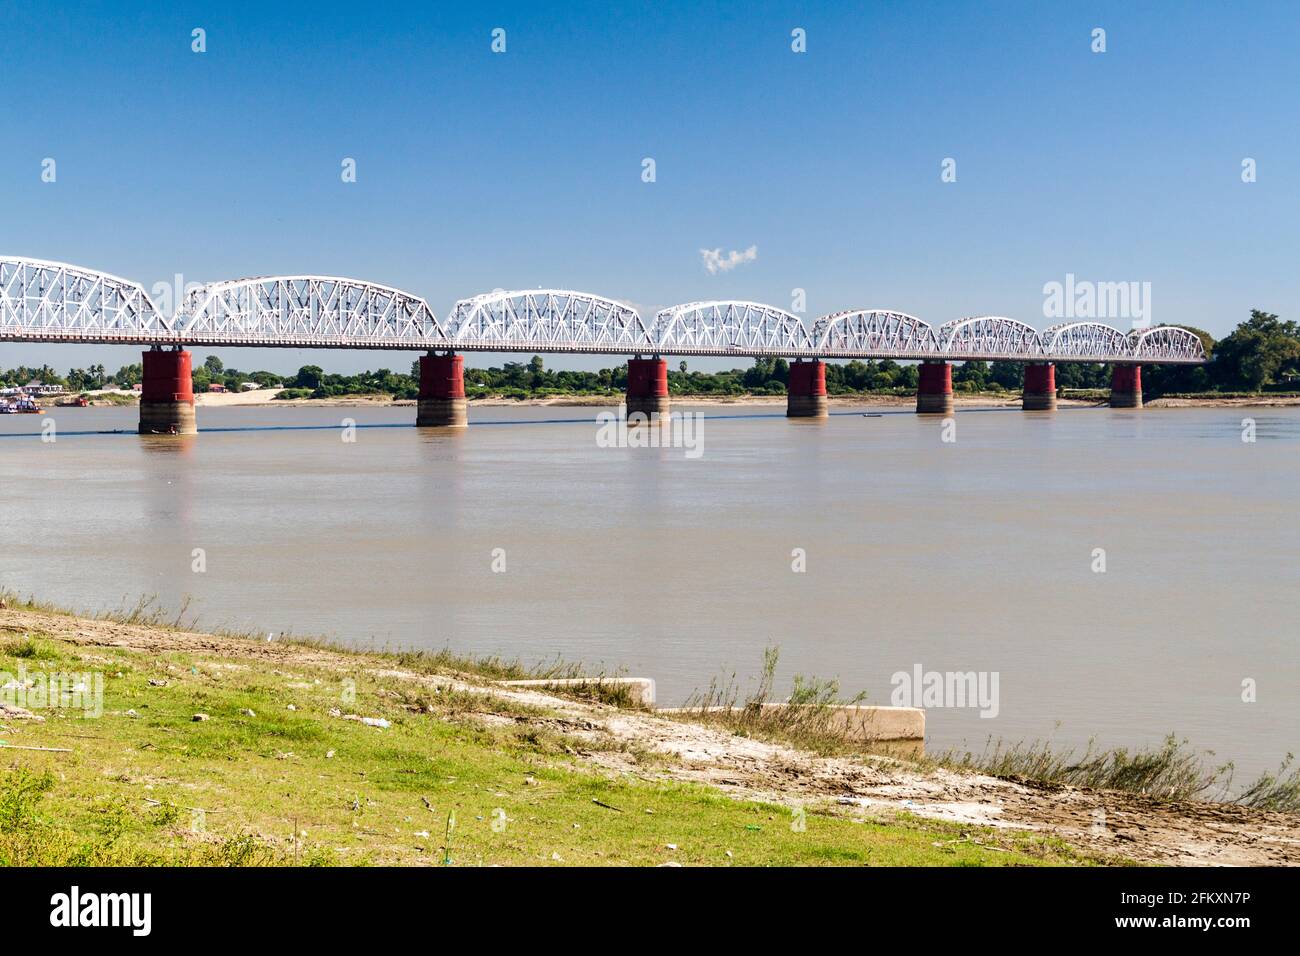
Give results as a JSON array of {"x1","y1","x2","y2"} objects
[{"x1": 658, "y1": 703, "x2": 925, "y2": 755}]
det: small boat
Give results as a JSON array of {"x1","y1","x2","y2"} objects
[{"x1": 1, "y1": 397, "x2": 42, "y2": 414}]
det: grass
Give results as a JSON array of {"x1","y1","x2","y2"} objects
[
  {"x1": 0, "y1": 635, "x2": 54, "y2": 660},
  {"x1": 2, "y1": 591, "x2": 202, "y2": 632},
  {"x1": 674, "y1": 646, "x2": 876, "y2": 756},
  {"x1": 0, "y1": 622, "x2": 1091, "y2": 866},
  {"x1": 0, "y1": 590, "x2": 613, "y2": 691},
  {"x1": 1233, "y1": 754, "x2": 1300, "y2": 811},
  {"x1": 925, "y1": 735, "x2": 1300, "y2": 812},
  {"x1": 672, "y1": 643, "x2": 1300, "y2": 812}
]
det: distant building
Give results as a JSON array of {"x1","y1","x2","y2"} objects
[
  {"x1": 240, "y1": 381, "x2": 261, "y2": 390},
  {"x1": 207, "y1": 383, "x2": 227, "y2": 393},
  {"x1": 24, "y1": 380, "x2": 63, "y2": 395}
]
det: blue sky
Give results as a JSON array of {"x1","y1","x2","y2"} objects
[{"x1": 2, "y1": 0, "x2": 1297, "y2": 374}]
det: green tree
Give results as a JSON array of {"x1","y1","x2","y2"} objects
[
  {"x1": 292, "y1": 365, "x2": 324, "y2": 389},
  {"x1": 1211, "y1": 311, "x2": 1298, "y2": 390},
  {"x1": 989, "y1": 361, "x2": 1025, "y2": 390},
  {"x1": 954, "y1": 360, "x2": 989, "y2": 391},
  {"x1": 112, "y1": 364, "x2": 143, "y2": 387},
  {"x1": 741, "y1": 358, "x2": 767, "y2": 389}
]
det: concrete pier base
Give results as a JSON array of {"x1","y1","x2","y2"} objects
[
  {"x1": 416, "y1": 397, "x2": 468, "y2": 427},
  {"x1": 1022, "y1": 363, "x2": 1057, "y2": 411},
  {"x1": 1110, "y1": 365, "x2": 1143, "y2": 408},
  {"x1": 417, "y1": 353, "x2": 468, "y2": 427},
  {"x1": 626, "y1": 357, "x2": 669, "y2": 421},
  {"x1": 138, "y1": 348, "x2": 197, "y2": 435},
  {"x1": 787, "y1": 359, "x2": 828, "y2": 418},
  {"x1": 658, "y1": 703, "x2": 925, "y2": 755},
  {"x1": 916, "y1": 362, "x2": 954, "y2": 415}
]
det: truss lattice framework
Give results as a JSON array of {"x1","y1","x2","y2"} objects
[
  {"x1": 0, "y1": 256, "x2": 1210, "y2": 363},
  {"x1": 176, "y1": 276, "x2": 445, "y2": 348},
  {"x1": 446, "y1": 290, "x2": 651, "y2": 353},
  {"x1": 1040, "y1": 322, "x2": 1134, "y2": 361},
  {"x1": 0, "y1": 256, "x2": 170, "y2": 343},
  {"x1": 650, "y1": 300, "x2": 812, "y2": 355},
  {"x1": 1128, "y1": 325, "x2": 1207, "y2": 362},
  {"x1": 939, "y1": 316, "x2": 1044, "y2": 360},
  {"x1": 811, "y1": 310, "x2": 942, "y2": 358}
]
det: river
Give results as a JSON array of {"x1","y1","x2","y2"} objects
[{"x1": 1, "y1": 401, "x2": 1296, "y2": 779}]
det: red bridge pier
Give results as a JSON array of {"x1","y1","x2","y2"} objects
[
  {"x1": 417, "y1": 352, "x2": 468, "y2": 427},
  {"x1": 787, "y1": 359, "x2": 828, "y2": 418},
  {"x1": 1022, "y1": 363, "x2": 1057, "y2": 411},
  {"x1": 138, "y1": 347, "x2": 197, "y2": 435},
  {"x1": 915, "y1": 361, "x2": 954, "y2": 415},
  {"x1": 1110, "y1": 365, "x2": 1143, "y2": 408},
  {"x1": 626, "y1": 356, "x2": 669, "y2": 421}
]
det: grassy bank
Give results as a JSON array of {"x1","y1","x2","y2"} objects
[
  {"x1": 670, "y1": 648, "x2": 1300, "y2": 811},
  {"x1": 0, "y1": 603, "x2": 1092, "y2": 867},
  {"x1": 927, "y1": 737, "x2": 1300, "y2": 812}
]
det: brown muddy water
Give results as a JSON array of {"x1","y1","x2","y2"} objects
[{"x1": 1, "y1": 402, "x2": 1296, "y2": 779}]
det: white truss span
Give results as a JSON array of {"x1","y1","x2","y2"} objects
[
  {"x1": 1041, "y1": 322, "x2": 1133, "y2": 361},
  {"x1": 0, "y1": 256, "x2": 1209, "y2": 363},
  {"x1": 650, "y1": 300, "x2": 811, "y2": 355},
  {"x1": 176, "y1": 276, "x2": 444, "y2": 349},
  {"x1": 445, "y1": 290, "x2": 650, "y2": 353},
  {"x1": 812, "y1": 310, "x2": 941, "y2": 359},
  {"x1": 1129, "y1": 326, "x2": 1207, "y2": 363},
  {"x1": 939, "y1": 316, "x2": 1043, "y2": 361},
  {"x1": 0, "y1": 256, "x2": 171, "y2": 344}
]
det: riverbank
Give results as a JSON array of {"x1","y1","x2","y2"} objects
[
  {"x1": 2, "y1": 599, "x2": 1295, "y2": 866},
  {"x1": 58, "y1": 387, "x2": 1300, "y2": 410}
]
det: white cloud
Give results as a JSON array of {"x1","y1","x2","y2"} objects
[{"x1": 700, "y1": 245, "x2": 758, "y2": 275}]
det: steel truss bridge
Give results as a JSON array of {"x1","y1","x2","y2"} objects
[{"x1": 0, "y1": 256, "x2": 1207, "y2": 364}]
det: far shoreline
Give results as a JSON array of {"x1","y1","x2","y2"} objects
[{"x1": 57, "y1": 387, "x2": 1300, "y2": 411}]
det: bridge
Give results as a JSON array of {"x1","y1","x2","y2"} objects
[{"x1": 1, "y1": 255, "x2": 1206, "y2": 432}]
